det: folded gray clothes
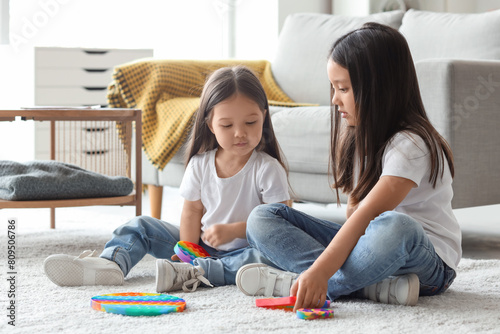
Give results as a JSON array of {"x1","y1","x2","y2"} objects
[{"x1": 0, "y1": 160, "x2": 134, "y2": 201}]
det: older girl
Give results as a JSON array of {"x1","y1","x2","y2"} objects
[{"x1": 236, "y1": 23, "x2": 461, "y2": 309}]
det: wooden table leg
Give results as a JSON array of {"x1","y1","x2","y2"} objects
[
  {"x1": 50, "y1": 208, "x2": 56, "y2": 229},
  {"x1": 148, "y1": 185, "x2": 163, "y2": 219}
]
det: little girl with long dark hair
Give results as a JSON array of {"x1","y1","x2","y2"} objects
[{"x1": 44, "y1": 65, "x2": 290, "y2": 292}]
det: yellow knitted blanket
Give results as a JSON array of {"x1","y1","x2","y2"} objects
[{"x1": 107, "y1": 59, "x2": 303, "y2": 170}]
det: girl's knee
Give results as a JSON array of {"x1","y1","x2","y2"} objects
[
  {"x1": 248, "y1": 203, "x2": 284, "y2": 221},
  {"x1": 115, "y1": 215, "x2": 160, "y2": 234},
  {"x1": 247, "y1": 203, "x2": 286, "y2": 233},
  {"x1": 356, "y1": 211, "x2": 425, "y2": 261},
  {"x1": 125, "y1": 215, "x2": 154, "y2": 228},
  {"x1": 369, "y1": 211, "x2": 424, "y2": 242}
]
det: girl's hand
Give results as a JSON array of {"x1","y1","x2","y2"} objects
[
  {"x1": 202, "y1": 224, "x2": 235, "y2": 248},
  {"x1": 171, "y1": 254, "x2": 181, "y2": 262},
  {"x1": 290, "y1": 267, "x2": 329, "y2": 312}
]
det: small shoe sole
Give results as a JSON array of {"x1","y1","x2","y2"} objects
[
  {"x1": 156, "y1": 259, "x2": 168, "y2": 293},
  {"x1": 236, "y1": 263, "x2": 269, "y2": 296},
  {"x1": 43, "y1": 255, "x2": 123, "y2": 286}
]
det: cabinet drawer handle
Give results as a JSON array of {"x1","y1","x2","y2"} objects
[
  {"x1": 85, "y1": 150, "x2": 108, "y2": 155},
  {"x1": 83, "y1": 87, "x2": 107, "y2": 91},
  {"x1": 83, "y1": 68, "x2": 109, "y2": 73},
  {"x1": 84, "y1": 127, "x2": 108, "y2": 132},
  {"x1": 82, "y1": 104, "x2": 107, "y2": 108},
  {"x1": 83, "y1": 50, "x2": 108, "y2": 55}
]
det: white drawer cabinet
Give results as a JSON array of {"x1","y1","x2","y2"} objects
[{"x1": 34, "y1": 47, "x2": 153, "y2": 160}]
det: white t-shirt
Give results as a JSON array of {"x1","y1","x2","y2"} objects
[
  {"x1": 179, "y1": 149, "x2": 290, "y2": 251},
  {"x1": 380, "y1": 132, "x2": 462, "y2": 270}
]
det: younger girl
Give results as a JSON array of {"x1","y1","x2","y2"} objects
[
  {"x1": 236, "y1": 23, "x2": 461, "y2": 309},
  {"x1": 44, "y1": 65, "x2": 290, "y2": 292}
]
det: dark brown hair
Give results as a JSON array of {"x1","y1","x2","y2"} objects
[
  {"x1": 185, "y1": 65, "x2": 287, "y2": 172},
  {"x1": 329, "y1": 22, "x2": 454, "y2": 205}
]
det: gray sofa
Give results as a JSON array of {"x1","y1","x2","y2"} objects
[{"x1": 142, "y1": 9, "x2": 500, "y2": 220}]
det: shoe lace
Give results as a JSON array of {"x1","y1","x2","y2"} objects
[{"x1": 175, "y1": 266, "x2": 213, "y2": 292}]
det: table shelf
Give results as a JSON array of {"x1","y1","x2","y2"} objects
[{"x1": 0, "y1": 193, "x2": 137, "y2": 209}]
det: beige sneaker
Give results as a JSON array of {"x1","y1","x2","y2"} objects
[
  {"x1": 43, "y1": 250, "x2": 124, "y2": 286},
  {"x1": 156, "y1": 259, "x2": 213, "y2": 293},
  {"x1": 361, "y1": 273, "x2": 420, "y2": 306}
]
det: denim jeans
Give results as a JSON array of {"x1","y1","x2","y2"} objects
[
  {"x1": 100, "y1": 215, "x2": 274, "y2": 286},
  {"x1": 246, "y1": 203, "x2": 457, "y2": 301}
]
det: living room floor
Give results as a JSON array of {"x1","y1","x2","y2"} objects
[{"x1": 154, "y1": 186, "x2": 500, "y2": 260}]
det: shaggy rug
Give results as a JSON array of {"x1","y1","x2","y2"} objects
[{"x1": 1, "y1": 206, "x2": 499, "y2": 333}]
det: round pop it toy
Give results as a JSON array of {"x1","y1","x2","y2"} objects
[
  {"x1": 296, "y1": 308, "x2": 334, "y2": 320},
  {"x1": 174, "y1": 241, "x2": 210, "y2": 264},
  {"x1": 91, "y1": 292, "x2": 186, "y2": 316}
]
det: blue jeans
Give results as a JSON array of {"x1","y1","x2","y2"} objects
[
  {"x1": 246, "y1": 203, "x2": 457, "y2": 301},
  {"x1": 100, "y1": 215, "x2": 274, "y2": 286}
]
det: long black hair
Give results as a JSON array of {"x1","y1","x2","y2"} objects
[{"x1": 329, "y1": 22, "x2": 454, "y2": 205}]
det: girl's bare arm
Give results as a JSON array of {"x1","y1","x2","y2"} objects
[
  {"x1": 346, "y1": 195, "x2": 359, "y2": 219},
  {"x1": 179, "y1": 199, "x2": 204, "y2": 244}
]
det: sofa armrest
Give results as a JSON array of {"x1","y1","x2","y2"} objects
[{"x1": 416, "y1": 59, "x2": 500, "y2": 209}]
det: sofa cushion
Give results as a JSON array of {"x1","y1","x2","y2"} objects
[
  {"x1": 400, "y1": 9, "x2": 500, "y2": 63},
  {"x1": 272, "y1": 10, "x2": 404, "y2": 106},
  {"x1": 270, "y1": 106, "x2": 331, "y2": 174},
  {"x1": 271, "y1": 105, "x2": 344, "y2": 204}
]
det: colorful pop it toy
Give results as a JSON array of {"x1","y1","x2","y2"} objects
[
  {"x1": 91, "y1": 292, "x2": 186, "y2": 316},
  {"x1": 256, "y1": 296, "x2": 331, "y2": 311},
  {"x1": 296, "y1": 308, "x2": 334, "y2": 320},
  {"x1": 174, "y1": 241, "x2": 210, "y2": 264}
]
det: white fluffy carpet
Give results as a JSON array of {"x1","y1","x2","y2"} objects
[{"x1": 1, "y1": 206, "x2": 500, "y2": 334}]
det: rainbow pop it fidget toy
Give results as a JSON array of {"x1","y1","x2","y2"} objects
[
  {"x1": 256, "y1": 296, "x2": 331, "y2": 312},
  {"x1": 174, "y1": 241, "x2": 210, "y2": 264},
  {"x1": 91, "y1": 292, "x2": 186, "y2": 316},
  {"x1": 296, "y1": 308, "x2": 334, "y2": 320}
]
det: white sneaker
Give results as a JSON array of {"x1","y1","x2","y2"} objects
[
  {"x1": 236, "y1": 263, "x2": 299, "y2": 297},
  {"x1": 43, "y1": 250, "x2": 124, "y2": 286},
  {"x1": 156, "y1": 259, "x2": 213, "y2": 293},
  {"x1": 361, "y1": 273, "x2": 419, "y2": 306}
]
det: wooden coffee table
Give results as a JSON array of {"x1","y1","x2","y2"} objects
[{"x1": 0, "y1": 108, "x2": 142, "y2": 228}]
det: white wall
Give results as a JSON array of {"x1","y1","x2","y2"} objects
[
  {"x1": 278, "y1": 0, "x2": 331, "y2": 31},
  {"x1": 234, "y1": 0, "x2": 279, "y2": 60},
  {"x1": 422, "y1": 0, "x2": 500, "y2": 12},
  {"x1": 332, "y1": 0, "x2": 500, "y2": 15},
  {"x1": 233, "y1": 0, "x2": 332, "y2": 60},
  {"x1": 476, "y1": 0, "x2": 500, "y2": 11}
]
